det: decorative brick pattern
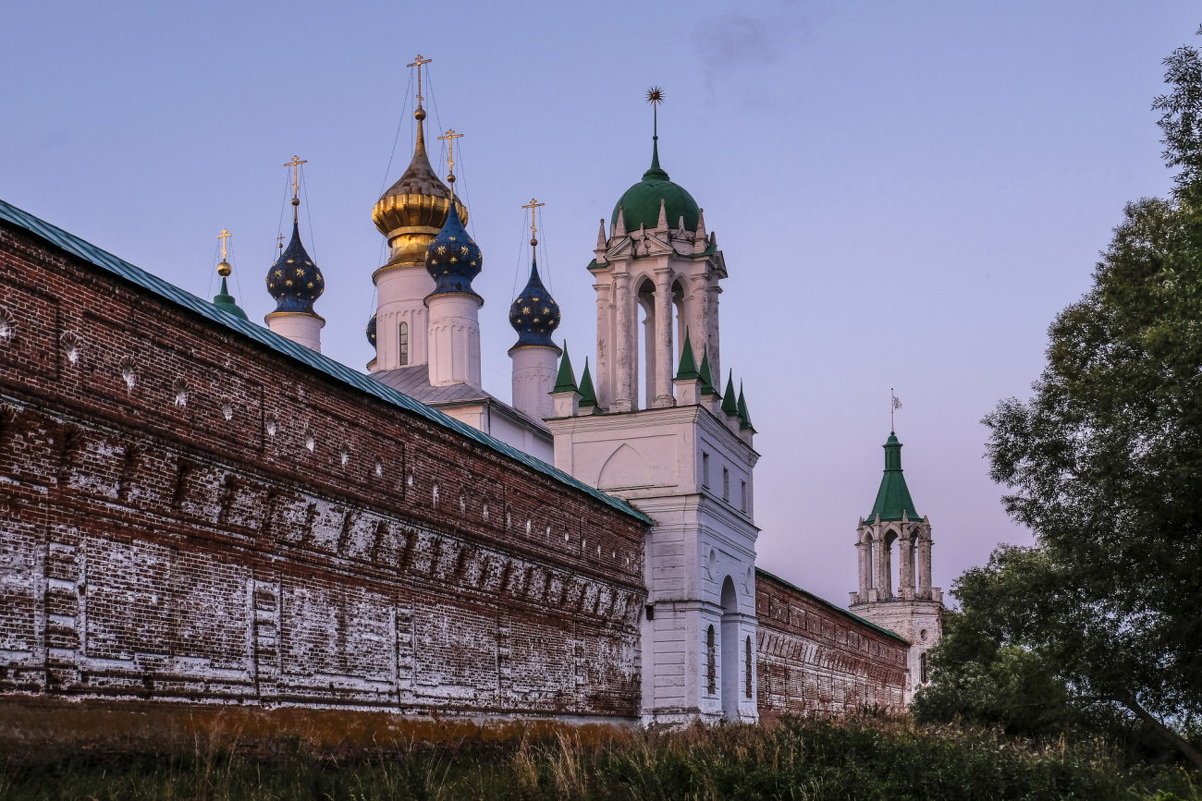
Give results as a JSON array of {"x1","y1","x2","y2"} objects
[
  {"x1": 755, "y1": 571, "x2": 908, "y2": 717},
  {"x1": 0, "y1": 224, "x2": 646, "y2": 720}
]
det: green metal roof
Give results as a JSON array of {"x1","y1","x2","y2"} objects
[
  {"x1": 755, "y1": 568, "x2": 910, "y2": 645},
  {"x1": 610, "y1": 138, "x2": 700, "y2": 233},
  {"x1": 0, "y1": 197, "x2": 652, "y2": 526},
  {"x1": 674, "y1": 329, "x2": 699, "y2": 381},
  {"x1": 866, "y1": 432, "x2": 923, "y2": 523}
]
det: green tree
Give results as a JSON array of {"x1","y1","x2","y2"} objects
[{"x1": 926, "y1": 31, "x2": 1202, "y2": 768}]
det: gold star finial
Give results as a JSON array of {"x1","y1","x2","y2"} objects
[
  {"x1": 407, "y1": 54, "x2": 432, "y2": 108},
  {"x1": 438, "y1": 128, "x2": 464, "y2": 186},
  {"x1": 522, "y1": 198, "x2": 545, "y2": 246},
  {"x1": 646, "y1": 87, "x2": 665, "y2": 138}
]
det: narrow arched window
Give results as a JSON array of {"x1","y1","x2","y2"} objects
[
  {"x1": 706, "y1": 625, "x2": 716, "y2": 694},
  {"x1": 920, "y1": 651, "x2": 929, "y2": 684},
  {"x1": 745, "y1": 636, "x2": 753, "y2": 698},
  {"x1": 398, "y1": 322, "x2": 409, "y2": 366}
]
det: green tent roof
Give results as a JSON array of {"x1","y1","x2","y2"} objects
[{"x1": 866, "y1": 432, "x2": 923, "y2": 522}]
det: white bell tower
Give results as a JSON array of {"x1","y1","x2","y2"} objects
[
  {"x1": 849, "y1": 431, "x2": 944, "y2": 702},
  {"x1": 548, "y1": 95, "x2": 759, "y2": 724}
]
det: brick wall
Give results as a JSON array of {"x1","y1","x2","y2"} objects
[
  {"x1": 755, "y1": 570, "x2": 907, "y2": 717},
  {"x1": 0, "y1": 223, "x2": 647, "y2": 720}
]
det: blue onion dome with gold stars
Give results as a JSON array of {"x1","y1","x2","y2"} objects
[
  {"x1": 509, "y1": 254, "x2": 561, "y2": 348},
  {"x1": 425, "y1": 199, "x2": 482, "y2": 296},
  {"x1": 266, "y1": 221, "x2": 324, "y2": 313},
  {"x1": 612, "y1": 136, "x2": 700, "y2": 232},
  {"x1": 366, "y1": 313, "x2": 377, "y2": 347}
]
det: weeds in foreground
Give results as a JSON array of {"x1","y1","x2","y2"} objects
[{"x1": 1, "y1": 714, "x2": 1198, "y2": 801}]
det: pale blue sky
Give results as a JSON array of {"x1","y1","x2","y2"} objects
[{"x1": 3, "y1": 1, "x2": 1197, "y2": 604}]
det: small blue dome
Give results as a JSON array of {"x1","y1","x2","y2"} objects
[
  {"x1": 509, "y1": 256, "x2": 561, "y2": 348},
  {"x1": 266, "y1": 222, "x2": 324, "y2": 313},
  {"x1": 425, "y1": 200, "x2": 482, "y2": 296},
  {"x1": 366, "y1": 313, "x2": 377, "y2": 348}
]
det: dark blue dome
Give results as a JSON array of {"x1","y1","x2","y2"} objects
[
  {"x1": 425, "y1": 200, "x2": 481, "y2": 296},
  {"x1": 266, "y1": 222, "x2": 324, "y2": 313},
  {"x1": 366, "y1": 313, "x2": 377, "y2": 348},
  {"x1": 509, "y1": 256, "x2": 561, "y2": 348}
]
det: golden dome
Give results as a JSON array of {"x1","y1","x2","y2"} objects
[{"x1": 372, "y1": 113, "x2": 468, "y2": 270}]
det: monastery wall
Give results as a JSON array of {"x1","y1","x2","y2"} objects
[
  {"x1": 0, "y1": 222, "x2": 647, "y2": 720},
  {"x1": 754, "y1": 570, "x2": 908, "y2": 717}
]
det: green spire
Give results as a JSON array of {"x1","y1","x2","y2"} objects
[
  {"x1": 553, "y1": 342, "x2": 578, "y2": 393},
  {"x1": 866, "y1": 432, "x2": 923, "y2": 522},
  {"x1": 579, "y1": 358, "x2": 597, "y2": 408},
  {"x1": 721, "y1": 370, "x2": 739, "y2": 416},
  {"x1": 675, "y1": 328, "x2": 699, "y2": 380},
  {"x1": 699, "y1": 346, "x2": 717, "y2": 396},
  {"x1": 736, "y1": 382, "x2": 754, "y2": 431},
  {"x1": 212, "y1": 276, "x2": 248, "y2": 320}
]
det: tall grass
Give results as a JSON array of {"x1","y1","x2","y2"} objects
[{"x1": 1, "y1": 712, "x2": 1197, "y2": 801}]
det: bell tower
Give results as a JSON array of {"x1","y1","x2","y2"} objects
[
  {"x1": 547, "y1": 90, "x2": 759, "y2": 725},
  {"x1": 849, "y1": 430, "x2": 944, "y2": 701}
]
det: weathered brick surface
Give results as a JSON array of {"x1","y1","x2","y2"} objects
[
  {"x1": 755, "y1": 571, "x2": 907, "y2": 717},
  {"x1": 0, "y1": 224, "x2": 646, "y2": 720}
]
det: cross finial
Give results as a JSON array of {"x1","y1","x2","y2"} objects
[
  {"x1": 438, "y1": 129, "x2": 464, "y2": 186},
  {"x1": 283, "y1": 155, "x2": 307, "y2": 199},
  {"x1": 276, "y1": 233, "x2": 285, "y2": 251},
  {"x1": 407, "y1": 54, "x2": 432, "y2": 108},
  {"x1": 522, "y1": 198, "x2": 545, "y2": 246},
  {"x1": 216, "y1": 228, "x2": 232, "y2": 261}
]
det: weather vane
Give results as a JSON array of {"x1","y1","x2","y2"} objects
[
  {"x1": 407, "y1": 54, "x2": 432, "y2": 109},
  {"x1": 522, "y1": 198, "x2": 544, "y2": 246},
  {"x1": 438, "y1": 128, "x2": 463, "y2": 187},
  {"x1": 646, "y1": 86, "x2": 665, "y2": 137},
  {"x1": 891, "y1": 388, "x2": 902, "y2": 432}
]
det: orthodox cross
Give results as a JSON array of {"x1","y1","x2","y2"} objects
[
  {"x1": 216, "y1": 227, "x2": 232, "y2": 261},
  {"x1": 407, "y1": 54, "x2": 431, "y2": 107},
  {"x1": 438, "y1": 129, "x2": 463, "y2": 185},
  {"x1": 522, "y1": 197, "x2": 544, "y2": 246},
  {"x1": 276, "y1": 233, "x2": 285, "y2": 251},
  {"x1": 283, "y1": 155, "x2": 307, "y2": 200}
]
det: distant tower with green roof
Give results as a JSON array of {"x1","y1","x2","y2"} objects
[{"x1": 849, "y1": 431, "x2": 943, "y2": 702}]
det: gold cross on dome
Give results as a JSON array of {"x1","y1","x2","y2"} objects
[
  {"x1": 283, "y1": 155, "x2": 307, "y2": 199},
  {"x1": 438, "y1": 129, "x2": 464, "y2": 180},
  {"x1": 407, "y1": 54, "x2": 432, "y2": 105},
  {"x1": 216, "y1": 228, "x2": 232, "y2": 260},
  {"x1": 522, "y1": 198, "x2": 544, "y2": 244}
]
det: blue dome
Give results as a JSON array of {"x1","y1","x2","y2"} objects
[
  {"x1": 366, "y1": 313, "x2": 377, "y2": 348},
  {"x1": 425, "y1": 200, "x2": 482, "y2": 296},
  {"x1": 509, "y1": 256, "x2": 561, "y2": 348},
  {"x1": 266, "y1": 222, "x2": 324, "y2": 313}
]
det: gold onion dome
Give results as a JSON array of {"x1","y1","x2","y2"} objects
[{"x1": 372, "y1": 109, "x2": 467, "y2": 268}]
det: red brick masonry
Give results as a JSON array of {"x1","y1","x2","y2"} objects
[
  {"x1": 0, "y1": 222, "x2": 647, "y2": 720},
  {"x1": 755, "y1": 570, "x2": 908, "y2": 717}
]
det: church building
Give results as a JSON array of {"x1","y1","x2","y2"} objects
[{"x1": 0, "y1": 66, "x2": 941, "y2": 725}]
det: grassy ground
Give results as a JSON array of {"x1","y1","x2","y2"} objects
[{"x1": 0, "y1": 711, "x2": 1197, "y2": 800}]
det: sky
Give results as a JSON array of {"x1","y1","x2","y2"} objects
[{"x1": 3, "y1": 1, "x2": 1198, "y2": 607}]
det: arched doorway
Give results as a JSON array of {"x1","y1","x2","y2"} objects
[{"x1": 720, "y1": 575, "x2": 739, "y2": 720}]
